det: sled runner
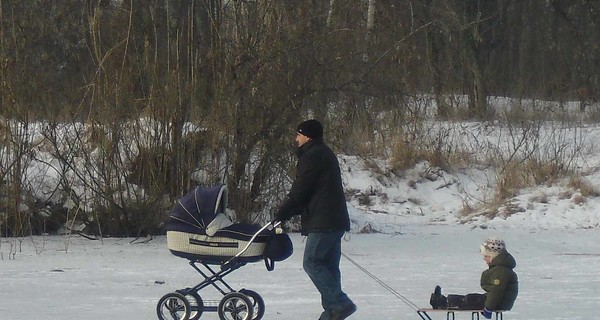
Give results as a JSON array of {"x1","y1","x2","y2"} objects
[
  {"x1": 417, "y1": 308, "x2": 505, "y2": 320},
  {"x1": 156, "y1": 185, "x2": 293, "y2": 320}
]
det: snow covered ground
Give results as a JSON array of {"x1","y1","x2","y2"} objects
[{"x1": 2, "y1": 224, "x2": 600, "y2": 320}]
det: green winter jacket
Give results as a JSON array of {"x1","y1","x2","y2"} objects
[{"x1": 480, "y1": 250, "x2": 519, "y2": 310}]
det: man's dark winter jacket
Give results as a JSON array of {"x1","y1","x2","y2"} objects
[
  {"x1": 480, "y1": 250, "x2": 519, "y2": 310},
  {"x1": 275, "y1": 139, "x2": 350, "y2": 235}
]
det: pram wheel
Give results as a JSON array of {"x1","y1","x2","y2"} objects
[
  {"x1": 238, "y1": 289, "x2": 265, "y2": 320},
  {"x1": 218, "y1": 292, "x2": 254, "y2": 320},
  {"x1": 184, "y1": 292, "x2": 203, "y2": 320},
  {"x1": 157, "y1": 292, "x2": 191, "y2": 320}
]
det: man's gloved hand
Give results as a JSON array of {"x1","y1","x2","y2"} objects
[
  {"x1": 481, "y1": 308, "x2": 492, "y2": 319},
  {"x1": 274, "y1": 209, "x2": 290, "y2": 223}
]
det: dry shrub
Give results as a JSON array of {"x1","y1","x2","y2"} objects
[
  {"x1": 584, "y1": 105, "x2": 600, "y2": 123},
  {"x1": 506, "y1": 202, "x2": 526, "y2": 217},
  {"x1": 459, "y1": 201, "x2": 476, "y2": 217},
  {"x1": 558, "y1": 190, "x2": 573, "y2": 200},
  {"x1": 407, "y1": 197, "x2": 422, "y2": 205},
  {"x1": 497, "y1": 157, "x2": 571, "y2": 202},
  {"x1": 358, "y1": 222, "x2": 379, "y2": 234},
  {"x1": 389, "y1": 128, "x2": 456, "y2": 173},
  {"x1": 339, "y1": 124, "x2": 386, "y2": 158},
  {"x1": 357, "y1": 193, "x2": 373, "y2": 206},
  {"x1": 447, "y1": 149, "x2": 477, "y2": 170},
  {"x1": 525, "y1": 158, "x2": 565, "y2": 185},
  {"x1": 495, "y1": 162, "x2": 528, "y2": 201},
  {"x1": 85, "y1": 198, "x2": 169, "y2": 237},
  {"x1": 568, "y1": 175, "x2": 599, "y2": 197},
  {"x1": 498, "y1": 201, "x2": 526, "y2": 218},
  {"x1": 571, "y1": 193, "x2": 586, "y2": 205},
  {"x1": 390, "y1": 134, "x2": 417, "y2": 172},
  {"x1": 502, "y1": 104, "x2": 533, "y2": 123},
  {"x1": 529, "y1": 192, "x2": 549, "y2": 204}
]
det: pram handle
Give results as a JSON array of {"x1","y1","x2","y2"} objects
[{"x1": 221, "y1": 221, "x2": 281, "y2": 270}]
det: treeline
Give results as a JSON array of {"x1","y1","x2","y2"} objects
[{"x1": 0, "y1": 0, "x2": 598, "y2": 237}]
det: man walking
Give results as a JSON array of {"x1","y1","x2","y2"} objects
[{"x1": 275, "y1": 119, "x2": 356, "y2": 320}]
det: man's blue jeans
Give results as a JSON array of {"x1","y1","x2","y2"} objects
[{"x1": 303, "y1": 231, "x2": 351, "y2": 319}]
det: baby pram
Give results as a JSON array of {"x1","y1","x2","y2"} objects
[{"x1": 156, "y1": 184, "x2": 293, "y2": 320}]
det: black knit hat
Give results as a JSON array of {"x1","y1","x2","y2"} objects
[{"x1": 296, "y1": 119, "x2": 323, "y2": 140}]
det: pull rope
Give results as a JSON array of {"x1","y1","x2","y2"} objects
[{"x1": 341, "y1": 251, "x2": 422, "y2": 311}]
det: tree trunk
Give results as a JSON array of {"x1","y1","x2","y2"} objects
[
  {"x1": 468, "y1": 43, "x2": 488, "y2": 119},
  {"x1": 367, "y1": 0, "x2": 376, "y2": 31}
]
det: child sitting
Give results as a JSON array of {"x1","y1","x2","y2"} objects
[{"x1": 429, "y1": 237, "x2": 519, "y2": 319}]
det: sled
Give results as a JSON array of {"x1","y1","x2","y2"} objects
[{"x1": 417, "y1": 308, "x2": 505, "y2": 320}]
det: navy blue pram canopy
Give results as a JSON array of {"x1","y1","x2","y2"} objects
[
  {"x1": 166, "y1": 184, "x2": 293, "y2": 268},
  {"x1": 166, "y1": 184, "x2": 227, "y2": 234}
]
